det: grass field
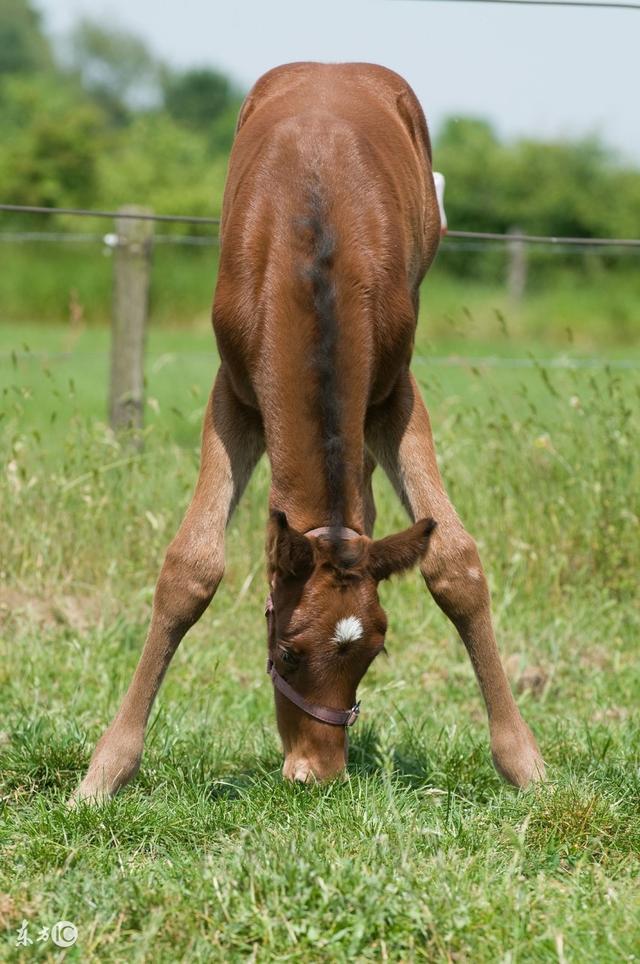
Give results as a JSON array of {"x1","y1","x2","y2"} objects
[{"x1": 1, "y1": 299, "x2": 639, "y2": 960}]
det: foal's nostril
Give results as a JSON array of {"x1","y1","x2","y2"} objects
[
  {"x1": 283, "y1": 755, "x2": 346, "y2": 783},
  {"x1": 282, "y1": 757, "x2": 313, "y2": 783},
  {"x1": 293, "y1": 762, "x2": 314, "y2": 783}
]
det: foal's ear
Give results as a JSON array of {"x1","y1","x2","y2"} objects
[
  {"x1": 268, "y1": 510, "x2": 315, "y2": 580},
  {"x1": 368, "y1": 518, "x2": 436, "y2": 582}
]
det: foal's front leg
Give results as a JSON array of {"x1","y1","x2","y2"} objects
[
  {"x1": 368, "y1": 371, "x2": 544, "y2": 788},
  {"x1": 71, "y1": 368, "x2": 264, "y2": 803}
]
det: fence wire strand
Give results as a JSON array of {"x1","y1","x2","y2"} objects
[
  {"x1": 0, "y1": 203, "x2": 220, "y2": 225},
  {"x1": 395, "y1": 0, "x2": 640, "y2": 10},
  {"x1": 0, "y1": 231, "x2": 218, "y2": 246},
  {"x1": 2, "y1": 203, "x2": 640, "y2": 249},
  {"x1": 0, "y1": 230, "x2": 637, "y2": 253},
  {"x1": 447, "y1": 229, "x2": 640, "y2": 247}
]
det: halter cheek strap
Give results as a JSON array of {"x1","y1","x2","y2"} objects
[
  {"x1": 264, "y1": 524, "x2": 363, "y2": 728},
  {"x1": 266, "y1": 657, "x2": 360, "y2": 727}
]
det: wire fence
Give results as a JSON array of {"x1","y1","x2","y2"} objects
[
  {"x1": 3, "y1": 231, "x2": 640, "y2": 257},
  {"x1": 446, "y1": 230, "x2": 640, "y2": 248},
  {"x1": 396, "y1": 0, "x2": 640, "y2": 10},
  {"x1": 2, "y1": 0, "x2": 637, "y2": 448},
  {"x1": 0, "y1": 204, "x2": 640, "y2": 419},
  {"x1": 0, "y1": 203, "x2": 220, "y2": 225},
  {"x1": 2, "y1": 203, "x2": 640, "y2": 252},
  {"x1": 0, "y1": 231, "x2": 217, "y2": 247}
]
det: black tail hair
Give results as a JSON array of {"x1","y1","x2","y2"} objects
[{"x1": 305, "y1": 186, "x2": 345, "y2": 535}]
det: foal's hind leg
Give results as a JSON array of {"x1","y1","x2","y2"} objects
[
  {"x1": 71, "y1": 367, "x2": 264, "y2": 803},
  {"x1": 368, "y1": 371, "x2": 544, "y2": 788}
]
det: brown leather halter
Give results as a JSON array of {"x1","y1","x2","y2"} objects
[{"x1": 265, "y1": 525, "x2": 362, "y2": 728}]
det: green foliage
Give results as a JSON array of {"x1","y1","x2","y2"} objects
[
  {"x1": 163, "y1": 66, "x2": 237, "y2": 130},
  {"x1": 67, "y1": 18, "x2": 162, "y2": 119},
  {"x1": 0, "y1": 11, "x2": 237, "y2": 220},
  {"x1": 504, "y1": 138, "x2": 615, "y2": 237},
  {"x1": 0, "y1": 73, "x2": 105, "y2": 208},
  {"x1": 435, "y1": 117, "x2": 640, "y2": 239},
  {"x1": 163, "y1": 67, "x2": 244, "y2": 156},
  {"x1": 434, "y1": 117, "x2": 640, "y2": 282},
  {"x1": 435, "y1": 118, "x2": 505, "y2": 232},
  {"x1": 0, "y1": 0, "x2": 51, "y2": 75},
  {"x1": 95, "y1": 112, "x2": 228, "y2": 218}
]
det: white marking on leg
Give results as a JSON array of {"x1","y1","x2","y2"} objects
[{"x1": 332, "y1": 616, "x2": 363, "y2": 646}]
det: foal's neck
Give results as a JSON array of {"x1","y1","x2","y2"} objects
[{"x1": 266, "y1": 425, "x2": 366, "y2": 535}]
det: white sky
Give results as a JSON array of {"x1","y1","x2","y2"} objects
[{"x1": 37, "y1": 0, "x2": 640, "y2": 162}]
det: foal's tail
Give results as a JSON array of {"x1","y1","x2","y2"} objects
[{"x1": 304, "y1": 186, "x2": 346, "y2": 533}]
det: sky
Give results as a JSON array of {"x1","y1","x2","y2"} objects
[{"x1": 37, "y1": 0, "x2": 640, "y2": 162}]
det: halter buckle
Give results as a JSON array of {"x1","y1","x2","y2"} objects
[{"x1": 345, "y1": 701, "x2": 361, "y2": 727}]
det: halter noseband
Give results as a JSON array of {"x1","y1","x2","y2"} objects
[{"x1": 265, "y1": 525, "x2": 362, "y2": 729}]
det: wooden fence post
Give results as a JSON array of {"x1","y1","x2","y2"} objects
[
  {"x1": 507, "y1": 226, "x2": 527, "y2": 301},
  {"x1": 109, "y1": 206, "x2": 153, "y2": 444}
]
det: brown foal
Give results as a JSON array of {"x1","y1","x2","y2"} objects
[{"x1": 72, "y1": 62, "x2": 544, "y2": 801}]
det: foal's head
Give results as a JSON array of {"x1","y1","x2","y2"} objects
[{"x1": 266, "y1": 510, "x2": 436, "y2": 782}]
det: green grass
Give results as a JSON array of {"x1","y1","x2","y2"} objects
[
  {"x1": 0, "y1": 239, "x2": 220, "y2": 330},
  {"x1": 1, "y1": 315, "x2": 639, "y2": 961}
]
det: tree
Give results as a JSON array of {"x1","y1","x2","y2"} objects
[
  {"x1": 435, "y1": 117, "x2": 508, "y2": 232},
  {"x1": 433, "y1": 116, "x2": 640, "y2": 281},
  {"x1": 0, "y1": 74, "x2": 104, "y2": 208},
  {"x1": 0, "y1": 0, "x2": 51, "y2": 75},
  {"x1": 95, "y1": 110, "x2": 227, "y2": 217},
  {"x1": 66, "y1": 19, "x2": 162, "y2": 121},
  {"x1": 163, "y1": 67, "x2": 239, "y2": 132}
]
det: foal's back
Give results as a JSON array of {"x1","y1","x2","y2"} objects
[{"x1": 213, "y1": 62, "x2": 441, "y2": 412}]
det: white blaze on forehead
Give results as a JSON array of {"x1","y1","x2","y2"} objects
[{"x1": 331, "y1": 615, "x2": 363, "y2": 646}]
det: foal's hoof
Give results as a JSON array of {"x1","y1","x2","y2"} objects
[
  {"x1": 68, "y1": 765, "x2": 129, "y2": 807},
  {"x1": 491, "y1": 724, "x2": 546, "y2": 789},
  {"x1": 68, "y1": 761, "x2": 138, "y2": 807},
  {"x1": 67, "y1": 779, "x2": 110, "y2": 808},
  {"x1": 67, "y1": 728, "x2": 142, "y2": 806}
]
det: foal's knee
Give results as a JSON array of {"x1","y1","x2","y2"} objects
[
  {"x1": 154, "y1": 540, "x2": 224, "y2": 633},
  {"x1": 421, "y1": 527, "x2": 489, "y2": 620}
]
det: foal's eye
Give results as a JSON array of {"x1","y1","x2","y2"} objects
[{"x1": 279, "y1": 647, "x2": 295, "y2": 664}]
